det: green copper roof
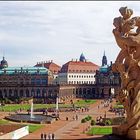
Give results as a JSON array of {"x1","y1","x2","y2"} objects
[
  {"x1": 0, "y1": 66, "x2": 50, "y2": 75},
  {"x1": 99, "y1": 65, "x2": 109, "y2": 73}
]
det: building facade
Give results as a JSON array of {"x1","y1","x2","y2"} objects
[
  {"x1": 35, "y1": 60, "x2": 61, "y2": 85},
  {"x1": 94, "y1": 52, "x2": 121, "y2": 98},
  {"x1": 58, "y1": 54, "x2": 99, "y2": 85},
  {"x1": 0, "y1": 53, "x2": 121, "y2": 103}
]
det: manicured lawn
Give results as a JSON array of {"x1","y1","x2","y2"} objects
[
  {"x1": 87, "y1": 127, "x2": 112, "y2": 135},
  {"x1": 75, "y1": 100, "x2": 96, "y2": 106},
  {"x1": 0, "y1": 104, "x2": 70, "y2": 112},
  {"x1": 0, "y1": 100, "x2": 96, "y2": 112},
  {"x1": 0, "y1": 119, "x2": 10, "y2": 124},
  {"x1": 28, "y1": 124, "x2": 44, "y2": 133}
]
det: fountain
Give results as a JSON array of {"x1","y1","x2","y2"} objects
[
  {"x1": 30, "y1": 102, "x2": 35, "y2": 119},
  {"x1": 56, "y1": 96, "x2": 59, "y2": 111},
  {"x1": 5, "y1": 100, "x2": 55, "y2": 124}
]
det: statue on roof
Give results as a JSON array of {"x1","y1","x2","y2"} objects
[{"x1": 112, "y1": 6, "x2": 140, "y2": 139}]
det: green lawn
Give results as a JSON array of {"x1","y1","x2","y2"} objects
[
  {"x1": 0, "y1": 119, "x2": 10, "y2": 124},
  {"x1": 28, "y1": 124, "x2": 44, "y2": 133},
  {"x1": 75, "y1": 100, "x2": 96, "y2": 106},
  {"x1": 0, "y1": 104, "x2": 70, "y2": 112},
  {"x1": 0, "y1": 100, "x2": 96, "y2": 112},
  {"x1": 87, "y1": 127, "x2": 112, "y2": 135}
]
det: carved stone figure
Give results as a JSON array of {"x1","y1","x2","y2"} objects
[{"x1": 112, "y1": 7, "x2": 140, "y2": 138}]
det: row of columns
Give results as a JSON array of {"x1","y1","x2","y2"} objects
[{"x1": 0, "y1": 88, "x2": 58, "y2": 98}]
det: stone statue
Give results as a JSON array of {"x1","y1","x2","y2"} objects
[{"x1": 112, "y1": 7, "x2": 140, "y2": 139}]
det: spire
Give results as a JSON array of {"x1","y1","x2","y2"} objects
[
  {"x1": 102, "y1": 51, "x2": 107, "y2": 66},
  {"x1": 104, "y1": 50, "x2": 105, "y2": 56}
]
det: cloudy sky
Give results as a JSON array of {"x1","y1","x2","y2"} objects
[{"x1": 0, "y1": 1, "x2": 140, "y2": 67}]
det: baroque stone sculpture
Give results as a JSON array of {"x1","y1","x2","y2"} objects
[{"x1": 112, "y1": 6, "x2": 140, "y2": 139}]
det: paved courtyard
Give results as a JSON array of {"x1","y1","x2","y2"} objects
[{"x1": 21, "y1": 99, "x2": 118, "y2": 139}]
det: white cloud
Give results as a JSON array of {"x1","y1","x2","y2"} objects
[{"x1": 0, "y1": 1, "x2": 139, "y2": 67}]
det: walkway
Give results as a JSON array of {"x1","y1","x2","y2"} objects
[{"x1": 22, "y1": 99, "x2": 117, "y2": 139}]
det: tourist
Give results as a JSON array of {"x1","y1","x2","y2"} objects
[
  {"x1": 52, "y1": 133, "x2": 55, "y2": 140},
  {"x1": 76, "y1": 114, "x2": 78, "y2": 120},
  {"x1": 44, "y1": 133, "x2": 47, "y2": 140},
  {"x1": 73, "y1": 116, "x2": 75, "y2": 121},
  {"x1": 48, "y1": 133, "x2": 51, "y2": 140},
  {"x1": 41, "y1": 133, "x2": 43, "y2": 140},
  {"x1": 66, "y1": 117, "x2": 68, "y2": 121}
]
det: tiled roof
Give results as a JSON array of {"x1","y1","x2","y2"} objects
[
  {"x1": 60, "y1": 61, "x2": 99, "y2": 73},
  {"x1": 35, "y1": 62, "x2": 61, "y2": 74}
]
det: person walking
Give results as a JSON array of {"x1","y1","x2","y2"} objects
[
  {"x1": 52, "y1": 133, "x2": 55, "y2": 140},
  {"x1": 44, "y1": 133, "x2": 47, "y2": 140},
  {"x1": 48, "y1": 133, "x2": 51, "y2": 140},
  {"x1": 40, "y1": 133, "x2": 43, "y2": 140},
  {"x1": 76, "y1": 114, "x2": 78, "y2": 120}
]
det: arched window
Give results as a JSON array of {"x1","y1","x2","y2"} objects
[
  {"x1": 26, "y1": 89, "x2": 30, "y2": 97},
  {"x1": 37, "y1": 89, "x2": 40, "y2": 97},
  {"x1": 20, "y1": 90, "x2": 24, "y2": 97},
  {"x1": 31, "y1": 89, "x2": 35, "y2": 97}
]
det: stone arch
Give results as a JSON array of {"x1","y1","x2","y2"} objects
[
  {"x1": 9, "y1": 89, "x2": 13, "y2": 97},
  {"x1": 14, "y1": 89, "x2": 18, "y2": 97},
  {"x1": 20, "y1": 89, "x2": 24, "y2": 97},
  {"x1": 37, "y1": 89, "x2": 40, "y2": 97},
  {"x1": 42, "y1": 89, "x2": 46, "y2": 97},
  {"x1": 26, "y1": 89, "x2": 30, "y2": 97},
  {"x1": 4, "y1": 89, "x2": 7, "y2": 97},
  {"x1": 31, "y1": 89, "x2": 35, "y2": 97},
  {"x1": 0, "y1": 90, "x2": 2, "y2": 98}
]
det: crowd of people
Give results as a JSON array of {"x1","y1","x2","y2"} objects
[{"x1": 41, "y1": 133, "x2": 55, "y2": 140}]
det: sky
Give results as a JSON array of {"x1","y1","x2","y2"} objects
[{"x1": 0, "y1": 1, "x2": 140, "y2": 67}]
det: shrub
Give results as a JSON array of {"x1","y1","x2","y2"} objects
[
  {"x1": 87, "y1": 115, "x2": 92, "y2": 120},
  {"x1": 85, "y1": 115, "x2": 92, "y2": 121},
  {"x1": 105, "y1": 119, "x2": 112, "y2": 126},
  {"x1": 91, "y1": 119, "x2": 96, "y2": 126},
  {"x1": 81, "y1": 118, "x2": 86, "y2": 123}
]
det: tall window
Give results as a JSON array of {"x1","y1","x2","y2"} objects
[
  {"x1": 36, "y1": 79, "x2": 41, "y2": 85},
  {"x1": 31, "y1": 79, "x2": 35, "y2": 84}
]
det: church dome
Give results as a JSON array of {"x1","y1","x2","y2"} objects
[
  {"x1": 79, "y1": 53, "x2": 86, "y2": 62},
  {"x1": 1, "y1": 57, "x2": 8, "y2": 68}
]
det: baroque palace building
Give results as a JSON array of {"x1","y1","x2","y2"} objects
[
  {"x1": 58, "y1": 53, "x2": 99, "y2": 84},
  {"x1": 0, "y1": 53, "x2": 121, "y2": 103}
]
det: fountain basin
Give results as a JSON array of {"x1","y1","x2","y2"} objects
[{"x1": 5, "y1": 114, "x2": 55, "y2": 124}]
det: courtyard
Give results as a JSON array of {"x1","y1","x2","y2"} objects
[{"x1": 0, "y1": 99, "x2": 124, "y2": 139}]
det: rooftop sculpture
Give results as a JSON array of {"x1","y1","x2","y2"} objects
[{"x1": 112, "y1": 6, "x2": 140, "y2": 139}]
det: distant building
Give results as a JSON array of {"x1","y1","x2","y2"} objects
[
  {"x1": 58, "y1": 53, "x2": 99, "y2": 85},
  {"x1": 94, "y1": 52, "x2": 121, "y2": 98},
  {"x1": 0, "y1": 57, "x2": 8, "y2": 69},
  {"x1": 0, "y1": 57, "x2": 59, "y2": 102},
  {"x1": 35, "y1": 60, "x2": 61, "y2": 85}
]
